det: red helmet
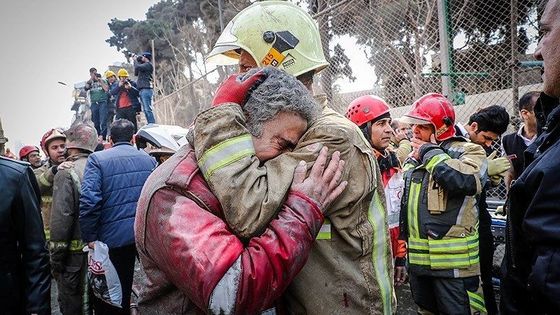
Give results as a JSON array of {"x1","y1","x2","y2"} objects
[
  {"x1": 40, "y1": 128, "x2": 66, "y2": 153},
  {"x1": 19, "y1": 145, "x2": 39, "y2": 160},
  {"x1": 401, "y1": 93, "x2": 456, "y2": 141},
  {"x1": 345, "y1": 95, "x2": 391, "y2": 126}
]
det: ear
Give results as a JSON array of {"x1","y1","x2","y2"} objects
[{"x1": 470, "y1": 121, "x2": 479, "y2": 133}]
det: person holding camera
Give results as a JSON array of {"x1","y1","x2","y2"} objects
[
  {"x1": 84, "y1": 67, "x2": 110, "y2": 139},
  {"x1": 133, "y1": 52, "x2": 156, "y2": 124},
  {"x1": 110, "y1": 69, "x2": 141, "y2": 132}
]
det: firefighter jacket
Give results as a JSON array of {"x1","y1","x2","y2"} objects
[
  {"x1": 49, "y1": 153, "x2": 89, "y2": 274},
  {"x1": 400, "y1": 137, "x2": 486, "y2": 278},
  {"x1": 192, "y1": 103, "x2": 395, "y2": 314},
  {"x1": 134, "y1": 145, "x2": 326, "y2": 314},
  {"x1": 375, "y1": 149, "x2": 407, "y2": 265},
  {"x1": 34, "y1": 160, "x2": 57, "y2": 239}
]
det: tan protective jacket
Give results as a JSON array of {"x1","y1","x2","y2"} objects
[
  {"x1": 193, "y1": 103, "x2": 395, "y2": 314},
  {"x1": 49, "y1": 154, "x2": 89, "y2": 273},
  {"x1": 34, "y1": 161, "x2": 56, "y2": 239}
]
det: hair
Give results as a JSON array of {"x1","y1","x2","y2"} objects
[
  {"x1": 89, "y1": 67, "x2": 97, "y2": 73},
  {"x1": 110, "y1": 119, "x2": 135, "y2": 143},
  {"x1": 518, "y1": 91, "x2": 540, "y2": 111},
  {"x1": 241, "y1": 67, "x2": 320, "y2": 137},
  {"x1": 468, "y1": 105, "x2": 510, "y2": 135}
]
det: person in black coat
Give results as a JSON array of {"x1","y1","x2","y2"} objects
[
  {"x1": 0, "y1": 156, "x2": 51, "y2": 315},
  {"x1": 501, "y1": 0, "x2": 560, "y2": 313}
]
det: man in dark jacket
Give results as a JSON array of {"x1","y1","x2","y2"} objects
[
  {"x1": 0, "y1": 156, "x2": 51, "y2": 315},
  {"x1": 50, "y1": 123, "x2": 98, "y2": 314},
  {"x1": 133, "y1": 52, "x2": 156, "y2": 124},
  {"x1": 501, "y1": 0, "x2": 560, "y2": 313},
  {"x1": 455, "y1": 105, "x2": 510, "y2": 315},
  {"x1": 79, "y1": 119, "x2": 157, "y2": 314}
]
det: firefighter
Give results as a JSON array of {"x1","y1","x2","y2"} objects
[
  {"x1": 50, "y1": 123, "x2": 98, "y2": 314},
  {"x1": 35, "y1": 128, "x2": 68, "y2": 240},
  {"x1": 196, "y1": 1, "x2": 395, "y2": 313},
  {"x1": 400, "y1": 93, "x2": 487, "y2": 314},
  {"x1": 345, "y1": 95, "x2": 407, "y2": 286},
  {"x1": 19, "y1": 145, "x2": 43, "y2": 169}
]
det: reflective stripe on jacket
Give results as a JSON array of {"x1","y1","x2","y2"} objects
[
  {"x1": 192, "y1": 103, "x2": 395, "y2": 314},
  {"x1": 401, "y1": 138, "x2": 486, "y2": 278},
  {"x1": 134, "y1": 146, "x2": 325, "y2": 314}
]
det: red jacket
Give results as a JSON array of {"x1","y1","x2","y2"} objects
[{"x1": 134, "y1": 145, "x2": 324, "y2": 314}]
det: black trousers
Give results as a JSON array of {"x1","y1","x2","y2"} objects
[
  {"x1": 92, "y1": 244, "x2": 137, "y2": 315},
  {"x1": 479, "y1": 209, "x2": 497, "y2": 315},
  {"x1": 409, "y1": 273, "x2": 485, "y2": 314},
  {"x1": 116, "y1": 107, "x2": 138, "y2": 133}
]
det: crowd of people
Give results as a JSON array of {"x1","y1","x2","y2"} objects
[
  {"x1": 86, "y1": 51, "x2": 156, "y2": 140},
  {"x1": 1, "y1": 0, "x2": 560, "y2": 314}
]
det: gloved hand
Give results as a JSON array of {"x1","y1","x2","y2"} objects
[
  {"x1": 488, "y1": 156, "x2": 511, "y2": 177},
  {"x1": 211, "y1": 69, "x2": 268, "y2": 107}
]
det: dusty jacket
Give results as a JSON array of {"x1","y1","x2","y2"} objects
[
  {"x1": 134, "y1": 145, "x2": 325, "y2": 314},
  {"x1": 49, "y1": 153, "x2": 89, "y2": 273},
  {"x1": 401, "y1": 137, "x2": 486, "y2": 278},
  {"x1": 0, "y1": 157, "x2": 51, "y2": 315},
  {"x1": 193, "y1": 103, "x2": 395, "y2": 314},
  {"x1": 34, "y1": 161, "x2": 57, "y2": 239}
]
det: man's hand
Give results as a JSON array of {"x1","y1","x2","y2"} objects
[
  {"x1": 410, "y1": 134, "x2": 436, "y2": 160},
  {"x1": 211, "y1": 69, "x2": 268, "y2": 107},
  {"x1": 290, "y1": 146, "x2": 347, "y2": 212},
  {"x1": 57, "y1": 161, "x2": 74, "y2": 171},
  {"x1": 395, "y1": 266, "x2": 408, "y2": 286}
]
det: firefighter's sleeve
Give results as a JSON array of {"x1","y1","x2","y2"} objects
[
  {"x1": 35, "y1": 166, "x2": 56, "y2": 194},
  {"x1": 394, "y1": 139, "x2": 412, "y2": 166},
  {"x1": 145, "y1": 188, "x2": 324, "y2": 315},
  {"x1": 193, "y1": 104, "x2": 360, "y2": 239},
  {"x1": 419, "y1": 142, "x2": 485, "y2": 196},
  {"x1": 49, "y1": 170, "x2": 76, "y2": 273}
]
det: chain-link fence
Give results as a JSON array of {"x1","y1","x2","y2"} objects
[{"x1": 151, "y1": 0, "x2": 543, "y2": 203}]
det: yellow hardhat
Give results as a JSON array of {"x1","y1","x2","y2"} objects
[
  {"x1": 207, "y1": 1, "x2": 329, "y2": 77},
  {"x1": 117, "y1": 68, "x2": 129, "y2": 77},
  {"x1": 105, "y1": 70, "x2": 116, "y2": 79}
]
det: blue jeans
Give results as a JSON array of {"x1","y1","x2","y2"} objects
[
  {"x1": 139, "y1": 88, "x2": 155, "y2": 124},
  {"x1": 90, "y1": 101, "x2": 108, "y2": 139}
]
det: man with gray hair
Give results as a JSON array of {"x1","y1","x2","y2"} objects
[
  {"x1": 501, "y1": 0, "x2": 560, "y2": 313},
  {"x1": 135, "y1": 67, "x2": 348, "y2": 314}
]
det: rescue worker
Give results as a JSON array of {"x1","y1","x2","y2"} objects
[
  {"x1": 135, "y1": 67, "x2": 347, "y2": 313},
  {"x1": 345, "y1": 95, "x2": 407, "y2": 286},
  {"x1": 19, "y1": 145, "x2": 43, "y2": 169},
  {"x1": 196, "y1": 2, "x2": 395, "y2": 313},
  {"x1": 105, "y1": 70, "x2": 118, "y2": 129},
  {"x1": 50, "y1": 123, "x2": 98, "y2": 315},
  {"x1": 399, "y1": 93, "x2": 487, "y2": 314},
  {"x1": 35, "y1": 128, "x2": 70, "y2": 240}
]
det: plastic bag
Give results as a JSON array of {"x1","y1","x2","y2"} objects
[{"x1": 86, "y1": 241, "x2": 123, "y2": 308}]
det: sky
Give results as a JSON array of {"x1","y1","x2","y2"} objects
[{"x1": 0, "y1": 0, "x2": 159, "y2": 154}]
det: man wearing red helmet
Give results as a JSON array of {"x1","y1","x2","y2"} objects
[
  {"x1": 399, "y1": 93, "x2": 487, "y2": 314},
  {"x1": 19, "y1": 145, "x2": 43, "y2": 169},
  {"x1": 345, "y1": 95, "x2": 408, "y2": 286}
]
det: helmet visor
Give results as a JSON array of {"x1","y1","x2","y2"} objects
[{"x1": 400, "y1": 115, "x2": 432, "y2": 126}]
